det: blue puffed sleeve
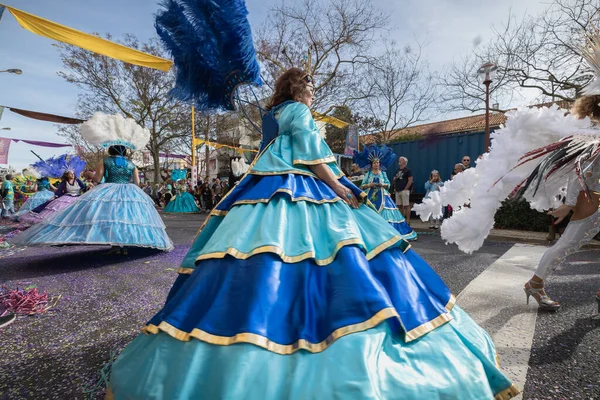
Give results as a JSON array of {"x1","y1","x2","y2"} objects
[
  {"x1": 289, "y1": 103, "x2": 336, "y2": 166},
  {"x1": 382, "y1": 171, "x2": 390, "y2": 187}
]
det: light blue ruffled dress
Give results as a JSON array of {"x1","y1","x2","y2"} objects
[
  {"x1": 12, "y1": 156, "x2": 173, "y2": 251},
  {"x1": 164, "y1": 185, "x2": 200, "y2": 214},
  {"x1": 361, "y1": 170, "x2": 417, "y2": 240},
  {"x1": 12, "y1": 180, "x2": 54, "y2": 220},
  {"x1": 108, "y1": 102, "x2": 518, "y2": 399}
]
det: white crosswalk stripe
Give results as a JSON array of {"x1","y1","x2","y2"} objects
[{"x1": 457, "y1": 244, "x2": 548, "y2": 400}]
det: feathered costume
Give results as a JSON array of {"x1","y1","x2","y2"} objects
[
  {"x1": 107, "y1": 1, "x2": 518, "y2": 399},
  {"x1": 354, "y1": 145, "x2": 416, "y2": 240},
  {"x1": 164, "y1": 169, "x2": 200, "y2": 213},
  {"x1": 413, "y1": 35, "x2": 600, "y2": 256},
  {"x1": 18, "y1": 155, "x2": 87, "y2": 224},
  {"x1": 13, "y1": 113, "x2": 173, "y2": 251}
]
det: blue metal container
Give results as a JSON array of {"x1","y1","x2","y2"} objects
[{"x1": 386, "y1": 130, "x2": 487, "y2": 195}]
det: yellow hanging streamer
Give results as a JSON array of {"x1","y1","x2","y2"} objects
[
  {"x1": 193, "y1": 138, "x2": 258, "y2": 153},
  {"x1": 3, "y1": 5, "x2": 173, "y2": 72},
  {"x1": 312, "y1": 112, "x2": 349, "y2": 129}
]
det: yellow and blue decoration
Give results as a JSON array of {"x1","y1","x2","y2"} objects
[{"x1": 108, "y1": 101, "x2": 518, "y2": 399}]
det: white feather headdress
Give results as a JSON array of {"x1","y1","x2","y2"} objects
[{"x1": 80, "y1": 113, "x2": 150, "y2": 151}]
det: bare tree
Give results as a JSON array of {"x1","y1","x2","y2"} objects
[
  {"x1": 255, "y1": 0, "x2": 388, "y2": 115},
  {"x1": 56, "y1": 35, "x2": 192, "y2": 182},
  {"x1": 440, "y1": 0, "x2": 600, "y2": 113},
  {"x1": 358, "y1": 41, "x2": 437, "y2": 142}
]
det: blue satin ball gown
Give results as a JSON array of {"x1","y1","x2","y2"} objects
[
  {"x1": 164, "y1": 186, "x2": 200, "y2": 214},
  {"x1": 361, "y1": 170, "x2": 417, "y2": 240},
  {"x1": 107, "y1": 102, "x2": 518, "y2": 399},
  {"x1": 12, "y1": 156, "x2": 173, "y2": 251}
]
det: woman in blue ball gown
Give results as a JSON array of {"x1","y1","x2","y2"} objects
[
  {"x1": 356, "y1": 145, "x2": 417, "y2": 241},
  {"x1": 12, "y1": 113, "x2": 174, "y2": 253},
  {"x1": 107, "y1": 69, "x2": 518, "y2": 399},
  {"x1": 164, "y1": 170, "x2": 200, "y2": 214},
  {"x1": 12, "y1": 177, "x2": 55, "y2": 221}
]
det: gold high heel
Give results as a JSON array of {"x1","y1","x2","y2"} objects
[{"x1": 524, "y1": 281, "x2": 561, "y2": 311}]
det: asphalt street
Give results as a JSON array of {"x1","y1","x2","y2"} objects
[{"x1": 0, "y1": 213, "x2": 598, "y2": 399}]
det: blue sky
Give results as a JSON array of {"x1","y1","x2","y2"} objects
[{"x1": 0, "y1": 0, "x2": 546, "y2": 170}]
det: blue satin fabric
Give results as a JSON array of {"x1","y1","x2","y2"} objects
[
  {"x1": 13, "y1": 189, "x2": 54, "y2": 220},
  {"x1": 151, "y1": 246, "x2": 451, "y2": 344},
  {"x1": 215, "y1": 174, "x2": 363, "y2": 212},
  {"x1": 111, "y1": 306, "x2": 514, "y2": 400},
  {"x1": 164, "y1": 192, "x2": 199, "y2": 213},
  {"x1": 12, "y1": 184, "x2": 174, "y2": 251}
]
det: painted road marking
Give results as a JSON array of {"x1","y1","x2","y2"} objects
[{"x1": 457, "y1": 244, "x2": 548, "y2": 399}]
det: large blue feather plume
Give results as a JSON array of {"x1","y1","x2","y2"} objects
[
  {"x1": 156, "y1": 0, "x2": 262, "y2": 111},
  {"x1": 353, "y1": 145, "x2": 397, "y2": 170},
  {"x1": 32, "y1": 155, "x2": 87, "y2": 178}
]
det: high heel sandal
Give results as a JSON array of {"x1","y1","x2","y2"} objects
[{"x1": 524, "y1": 281, "x2": 561, "y2": 311}]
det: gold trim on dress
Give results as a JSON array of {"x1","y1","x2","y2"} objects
[
  {"x1": 230, "y1": 189, "x2": 342, "y2": 206},
  {"x1": 292, "y1": 156, "x2": 337, "y2": 165},
  {"x1": 404, "y1": 295, "x2": 456, "y2": 342},
  {"x1": 105, "y1": 386, "x2": 115, "y2": 400},
  {"x1": 180, "y1": 236, "x2": 406, "y2": 274},
  {"x1": 494, "y1": 384, "x2": 521, "y2": 400},
  {"x1": 142, "y1": 307, "x2": 400, "y2": 355}
]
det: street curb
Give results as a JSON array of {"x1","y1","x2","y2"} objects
[{"x1": 412, "y1": 228, "x2": 600, "y2": 249}]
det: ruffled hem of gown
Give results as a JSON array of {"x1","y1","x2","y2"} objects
[
  {"x1": 12, "y1": 184, "x2": 173, "y2": 251},
  {"x1": 108, "y1": 306, "x2": 519, "y2": 400}
]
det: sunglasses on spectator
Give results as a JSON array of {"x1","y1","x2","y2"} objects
[{"x1": 463, "y1": 159, "x2": 470, "y2": 162}]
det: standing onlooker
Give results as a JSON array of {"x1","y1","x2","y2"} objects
[
  {"x1": 143, "y1": 183, "x2": 153, "y2": 197},
  {"x1": 393, "y1": 157, "x2": 413, "y2": 223},
  {"x1": 201, "y1": 182, "x2": 213, "y2": 212},
  {"x1": 1, "y1": 174, "x2": 15, "y2": 219},
  {"x1": 451, "y1": 163, "x2": 465, "y2": 179},
  {"x1": 424, "y1": 170, "x2": 444, "y2": 229},
  {"x1": 461, "y1": 155, "x2": 471, "y2": 170},
  {"x1": 212, "y1": 178, "x2": 223, "y2": 205}
]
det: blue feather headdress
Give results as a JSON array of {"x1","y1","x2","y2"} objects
[
  {"x1": 171, "y1": 168, "x2": 187, "y2": 182},
  {"x1": 353, "y1": 145, "x2": 397, "y2": 170},
  {"x1": 32, "y1": 154, "x2": 87, "y2": 179},
  {"x1": 156, "y1": 0, "x2": 262, "y2": 111}
]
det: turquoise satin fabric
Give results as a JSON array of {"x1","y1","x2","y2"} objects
[
  {"x1": 110, "y1": 306, "x2": 513, "y2": 400},
  {"x1": 251, "y1": 102, "x2": 342, "y2": 177},
  {"x1": 164, "y1": 192, "x2": 199, "y2": 213},
  {"x1": 189, "y1": 196, "x2": 401, "y2": 263},
  {"x1": 361, "y1": 171, "x2": 416, "y2": 240}
]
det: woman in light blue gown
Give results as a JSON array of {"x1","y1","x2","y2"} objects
[
  {"x1": 12, "y1": 114, "x2": 173, "y2": 253},
  {"x1": 107, "y1": 68, "x2": 518, "y2": 400}
]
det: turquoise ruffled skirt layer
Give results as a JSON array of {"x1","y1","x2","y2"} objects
[
  {"x1": 12, "y1": 189, "x2": 54, "y2": 220},
  {"x1": 164, "y1": 192, "x2": 199, "y2": 214},
  {"x1": 12, "y1": 183, "x2": 173, "y2": 251},
  {"x1": 110, "y1": 306, "x2": 516, "y2": 400}
]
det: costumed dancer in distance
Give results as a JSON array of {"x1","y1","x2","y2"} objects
[
  {"x1": 354, "y1": 144, "x2": 417, "y2": 241},
  {"x1": 107, "y1": 5, "x2": 518, "y2": 394},
  {"x1": 19, "y1": 155, "x2": 87, "y2": 225},
  {"x1": 164, "y1": 168, "x2": 200, "y2": 213},
  {"x1": 12, "y1": 113, "x2": 173, "y2": 253},
  {"x1": 11, "y1": 169, "x2": 56, "y2": 221},
  {"x1": 413, "y1": 32, "x2": 600, "y2": 313}
]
